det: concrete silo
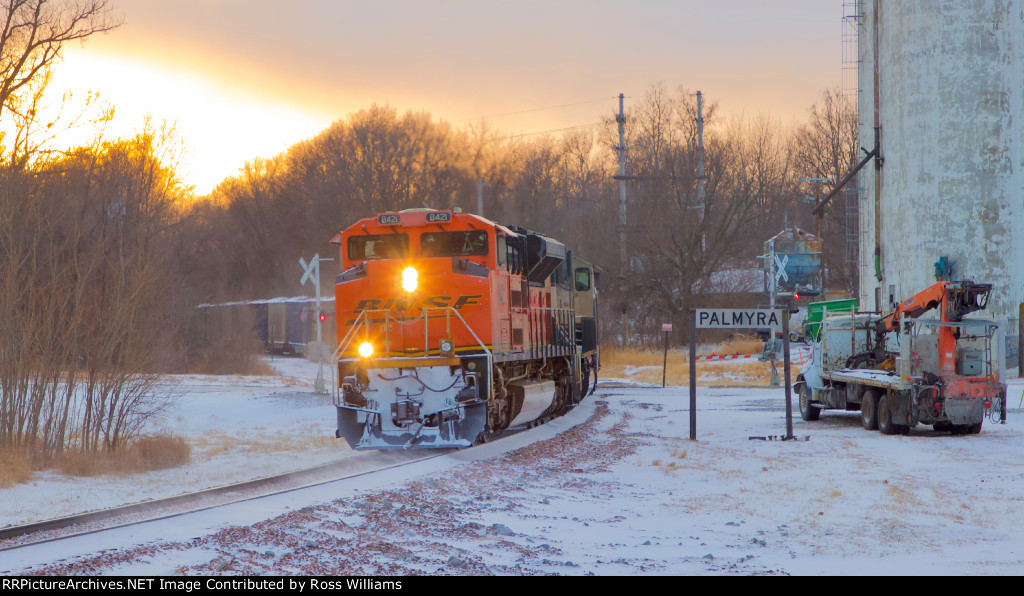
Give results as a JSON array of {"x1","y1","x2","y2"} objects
[{"x1": 856, "y1": 0, "x2": 1024, "y2": 340}]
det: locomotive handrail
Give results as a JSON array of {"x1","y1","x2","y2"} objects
[{"x1": 332, "y1": 307, "x2": 494, "y2": 402}]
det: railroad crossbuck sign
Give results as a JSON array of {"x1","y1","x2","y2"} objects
[
  {"x1": 695, "y1": 309, "x2": 781, "y2": 329},
  {"x1": 299, "y1": 256, "x2": 318, "y2": 287},
  {"x1": 774, "y1": 254, "x2": 789, "y2": 285}
]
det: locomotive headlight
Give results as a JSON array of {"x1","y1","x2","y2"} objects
[
  {"x1": 401, "y1": 266, "x2": 418, "y2": 293},
  {"x1": 358, "y1": 342, "x2": 374, "y2": 358},
  {"x1": 440, "y1": 339, "x2": 453, "y2": 354}
]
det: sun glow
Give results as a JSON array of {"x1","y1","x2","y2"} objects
[{"x1": 48, "y1": 50, "x2": 334, "y2": 196}]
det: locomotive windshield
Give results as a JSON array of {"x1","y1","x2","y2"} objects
[
  {"x1": 420, "y1": 230, "x2": 489, "y2": 257},
  {"x1": 347, "y1": 233, "x2": 409, "y2": 260}
]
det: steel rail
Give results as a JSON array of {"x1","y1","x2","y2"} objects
[{"x1": 0, "y1": 449, "x2": 454, "y2": 551}]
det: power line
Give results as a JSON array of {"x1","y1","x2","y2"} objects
[
  {"x1": 501, "y1": 122, "x2": 604, "y2": 140},
  {"x1": 459, "y1": 97, "x2": 621, "y2": 123}
]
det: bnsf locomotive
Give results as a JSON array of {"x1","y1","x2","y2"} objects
[{"x1": 329, "y1": 208, "x2": 599, "y2": 449}]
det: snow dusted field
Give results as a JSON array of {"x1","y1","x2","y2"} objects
[{"x1": 1, "y1": 357, "x2": 1022, "y2": 575}]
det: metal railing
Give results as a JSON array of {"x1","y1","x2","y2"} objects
[{"x1": 330, "y1": 307, "x2": 493, "y2": 403}]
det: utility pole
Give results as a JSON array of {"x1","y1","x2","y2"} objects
[
  {"x1": 477, "y1": 178, "x2": 484, "y2": 217},
  {"x1": 614, "y1": 92, "x2": 630, "y2": 345},
  {"x1": 696, "y1": 90, "x2": 706, "y2": 253}
]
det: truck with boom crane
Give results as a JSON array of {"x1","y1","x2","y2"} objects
[{"x1": 793, "y1": 281, "x2": 1006, "y2": 435}]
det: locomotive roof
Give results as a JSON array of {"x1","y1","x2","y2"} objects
[{"x1": 330, "y1": 209, "x2": 519, "y2": 244}]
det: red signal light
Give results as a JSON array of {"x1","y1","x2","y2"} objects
[{"x1": 319, "y1": 314, "x2": 327, "y2": 322}]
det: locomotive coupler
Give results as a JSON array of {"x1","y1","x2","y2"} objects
[{"x1": 391, "y1": 399, "x2": 423, "y2": 426}]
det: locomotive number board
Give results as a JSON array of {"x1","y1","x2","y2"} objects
[{"x1": 377, "y1": 211, "x2": 453, "y2": 225}]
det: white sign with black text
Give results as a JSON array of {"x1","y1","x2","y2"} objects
[{"x1": 695, "y1": 309, "x2": 781, "y2": 330}]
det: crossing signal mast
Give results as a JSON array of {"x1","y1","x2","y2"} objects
[
  {"x1": 758, "y1": 228, "x2": 823, "y2": 384},
  {"x1": 300, "y1": 253, "x2": 333, "y2": 394}
]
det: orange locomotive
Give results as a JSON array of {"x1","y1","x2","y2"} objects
[{"x1": 330, "y1": 208, "x2": 599, "y2": 449}]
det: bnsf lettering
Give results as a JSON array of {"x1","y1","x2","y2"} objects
[
  {"x1": 354, "y1": 299, "x2": 381, "y2": 311},
  {"x1": 423, "y1": 295, "x2": 452, "y2": 308},
  {"x1": 453, "y1": 295, "x2": 481, "y2": 309}
]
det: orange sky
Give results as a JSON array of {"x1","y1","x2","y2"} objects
[{"x1": 50, "y1": 0, "x2": 844, "y2": 195}]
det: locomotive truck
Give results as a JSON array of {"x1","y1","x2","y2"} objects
[
  {"x1": 329, "y1": 208, "x2": 599, "y2": 449},
  {"x1": 794, "y1": 281, "x2": 1006, "y2": 435}
]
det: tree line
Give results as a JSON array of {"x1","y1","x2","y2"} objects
[
  {"x1": 199, "y1": 85, "x2": 858, "y2": 339},
  {"x1": 0, "y1": 0, "x2": 857, "y2": 460}
]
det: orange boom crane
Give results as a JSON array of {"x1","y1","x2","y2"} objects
[
  {"x1": 851, "y1": 281, "x2": 992, "y2": 371},
  {"x1": 880, "y1": 281, "x2": 992, "y2": 373}
]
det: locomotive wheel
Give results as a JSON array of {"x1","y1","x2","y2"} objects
[
  {"x1": 472, "y1": 428, "x2": 503, "y2": 446},
  {"x1": 580, "y1": 360, "x2": 591, "y2": 399}
]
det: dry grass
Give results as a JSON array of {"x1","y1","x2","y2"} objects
[
  {"x1": 885, "y1": 483, "x2": 921, "y2": 508},
  {"x1": 53, "y1": 435, "x2": 192, "y2": 477},
  {"x1": 601, "y1": 345, "x2": 802, "y2": 387},
  {"x1": 717, "y1": 336, "x2": 764, "y2": 355},
  {"x1": 188, "y1": 342, "x2": 271, "y2": 376},
  {"x1": 239, "y1": 359, "x2": 277, "y2": 376},
  {"x1": 0, "y1": 449, "x2": 34, "y2": 488},
  {"x1": 189, "y1": 431, "x2": 336, "y2": 459}
]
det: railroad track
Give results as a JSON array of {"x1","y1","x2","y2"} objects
[
  {"x1": 0, "y1": 390, "x2": 599, "y2": 561},
  {"x1": 0, "y1": 448, "x2": 454, "y2": 552}
]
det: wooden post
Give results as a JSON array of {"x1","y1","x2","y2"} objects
[
  {"x1": 783, "y1": 312, "x2": 793, "y2": 440},
  {"x1": 662, "y1": 328, "x2": 669, "y2": 388},
  {"x1": 1018, "y1": 303, "x2": 1023, "y2": 378},
  {"x1": 689, "y1": 310, "x2": 697, "y2": 441}
]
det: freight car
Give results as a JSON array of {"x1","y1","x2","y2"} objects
[
  {"x1": 330, "y1": 208, "x2": 599, "y2": 449},
  {"x1": 197, "y1": 297, "x2": 335, "y2": 356}
]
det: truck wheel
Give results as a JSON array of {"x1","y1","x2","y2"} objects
[
  {"x1": 861, "y1": 389, "x2": 879, "y2": 431},
  {"x1": 799, "y1": 384, "x2": 820, "y2": 421},
  {"x1": 878, "y1": 394, "x2": 896, "y2": 435},
  {"x1": 967, "y1": 420, "x2": 983, "y2": 435}
]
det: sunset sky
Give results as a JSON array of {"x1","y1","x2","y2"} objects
[{"x1": 50, "y1": 0, "x2": 845, "y2": 195}]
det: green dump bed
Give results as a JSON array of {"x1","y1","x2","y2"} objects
[{"x1": 803, "y1": 298, "x2": 858, "y2": 341}]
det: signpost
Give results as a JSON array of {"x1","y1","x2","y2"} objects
[
  {"x1": 691, "y1": 308, "x2": 793, "y2": 441},
  {"x1": 661, "y1": 323, "x2": 672, "y2": 387}
]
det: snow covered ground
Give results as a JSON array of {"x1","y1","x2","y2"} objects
[
  {"x1": 0, "y1": 358, "x2": 349, "y2": 528},
  {"x1": 2, "y1": 357, "x2": 1023, "y2": 575}
]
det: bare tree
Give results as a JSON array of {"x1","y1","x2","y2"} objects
[
  {"x1": 609, "y1": 86, "x2": 764, "y2": 341},
  {"x1": 791, "y1": 88, "x2": 859, "y2": 292},
  {"x1": 0, "y1": 0, "x2": 119, "y2": 119},
  {"x1": 0, "y1": 122, "x2": 186, "y2": 459}
]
